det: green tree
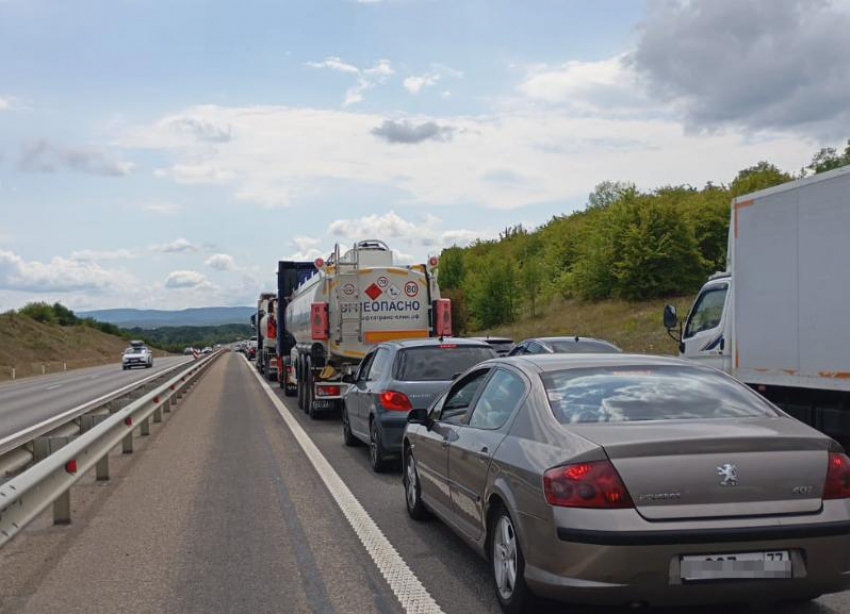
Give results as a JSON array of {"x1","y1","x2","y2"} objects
[
  {"x1": 437, "y1": 247, "x2": 466, "y2": 290},
  {"x1": 587, "y1": 180, "x2": 635, "y2": 211},
  {"x1": 472, "y1": 259, "x2": 519, "y2": 328},
  {"x1": 808, "y1": 139, "x2": 850, "y2": 174},
  {"x1": 730, "y1": 161, "x2": 792, "y2": 197},
  {"x1": 18, "y1": 302, "x2": 57, "y2": 324},
  {"x1": 52, "y1": 302, "x2": 79, "y2": 326},
  {"x1": 521, "y1": 256, "x2": 544, "y2": 315}
]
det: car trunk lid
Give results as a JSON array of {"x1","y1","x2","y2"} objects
[{"x1": 566, "y1": 418, "x2": 830, "y2": 520}]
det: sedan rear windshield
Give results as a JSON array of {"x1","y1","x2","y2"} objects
[
  {"x1": 548, "y1": 340, "x2": 620, "y2": 353},
  {"x1": 394, "y1": 346, "x2": 495, "y2": 381},
  {"x1": 541, "y1": 365, "x2": 777, "y2": 424}
]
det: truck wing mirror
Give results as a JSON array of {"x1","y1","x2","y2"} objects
[{"x1": 663, "y1": 304, "x2": 678, "y2": 329}]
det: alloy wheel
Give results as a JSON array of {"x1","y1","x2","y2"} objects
[{"x1": 493, "y1": 515, "x2": 518, "y2": 601}]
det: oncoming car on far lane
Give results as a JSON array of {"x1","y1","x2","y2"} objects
[
  {"x1": 402, "y1": 354, "x2": 850, "y2": 613},
  {"x1": 509, "y1": 335, "x2": 620, "y2": 355},
  {"x1": 341, "y1": 338, "x2": 497, "y2": 472},
  {"x1": 122, "y1": 342, "x2": 153, "y2": 370}
]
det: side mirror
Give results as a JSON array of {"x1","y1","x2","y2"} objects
[
  {"x1": 663, "y1": 304, "x2": 678, "y2": 329},
  {"x1": 407, "y1": 408, "x2": 430, "y2": 426},
  {"x1": 342, "y1": 373, "x2": 355, "y2": 384}
]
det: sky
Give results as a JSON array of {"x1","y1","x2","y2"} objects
[{"x1": 1, "y1": 0, "x2": 849, "y2": 311}]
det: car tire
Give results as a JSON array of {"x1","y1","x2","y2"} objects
[
  {"x1": 369, "y1": 418, "x2": 389, "y2": 473},
  {"x1": 490, "y1": 505, "x2": 533, "y2": 614},
  {"x1": 403, "y1": 450, "x2": 430, "y2": 520},
  {"x1": 342, "y1": 402, "x2": 360, "y2": 447}
]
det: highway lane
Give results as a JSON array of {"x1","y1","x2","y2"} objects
[
  {"x1": 2, "y1": 353, "x2": 850, "y2": 614},
  {"x1": 0, "y1": 356, "x2": 190, "y2": 444}
]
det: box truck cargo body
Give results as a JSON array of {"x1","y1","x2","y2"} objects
[
  {"x1": 277, "y1": 241, "x2": 451, "y2": 418},
  {"x1": 666, "y1": 166, "x2": 850, "y2": 441}
]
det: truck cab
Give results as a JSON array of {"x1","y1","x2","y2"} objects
[{"x1": 666, "y1": 273, "x2": 733, "y2": 374}]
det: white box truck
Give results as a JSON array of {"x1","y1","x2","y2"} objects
[
  {"x1": 665, "y1": 165, "x2": 850, "y2": 442},
  {"x1": 278, "y1": 240, "x2": 451, "y2": 419}
]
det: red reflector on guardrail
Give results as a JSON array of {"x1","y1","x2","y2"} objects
[
  {"x1": 65, "y1": 460, "x2": 78, "y2": 474},
  {"x1": 124, "y1": 416, "x2": 133, "y2": 426}
]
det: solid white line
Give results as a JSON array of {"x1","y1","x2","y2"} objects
[{"x1": 244, "y1": 358, "x2": 445, "y2": 614}]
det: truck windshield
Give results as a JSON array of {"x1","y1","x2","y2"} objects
[
  {"x1": 542, "y1": 365, "x2": 776, "y2": 424},
  {"x1": 394, "y1": 346, "x2": 496, "y2": 381},
  {"x1": 684, "y1": 284, "x2": 728, "y2": 338}
]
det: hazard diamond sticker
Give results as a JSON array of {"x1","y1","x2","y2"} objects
[
  {"x1": 387, "y1": 284, "x2": 401, "y2": 298},
  {"x1": 365, "y1": 283, "x2": 383, "y2": 300}
]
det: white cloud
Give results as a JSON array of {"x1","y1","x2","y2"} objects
[
  {"x1": 305, "y1": 56, "x2": 394, "y2": 106},
  {"x1": 519, "y1": 55, "x2": 653, "y2": 115},
  {"x1": 403, "y1": 73, "x2": 440, "y2": 94},
  {"x1": 163, "y1": 270, "x2": 215, "y2": 290},
  {"x1": 144, "y1": 202, "x2": 182, "y2": 216},
  {"x1": 0, "y1": 95, "x2": 13, "y2": 111},
  {"x1": 117, "y1": 103, "x2": 819, "y2": 212},
  {"x1": 70, "y1": 248, "x2": 138, "y2": 262},
  {"x1": 0, "y1": 249, "x2": 125, "y2": 293},
  {"x1": 150, "y1": 238, "x2": 201, "y2": 253},
  {"x1": 205, "y1": 253, "x2": 236, "y2": 271}
]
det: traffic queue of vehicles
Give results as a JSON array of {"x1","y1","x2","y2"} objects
[{"x1": 242, "y1": 194, "x2": 850, "y2": 613}]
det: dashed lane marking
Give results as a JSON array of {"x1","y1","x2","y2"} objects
[{"x1": 245, "y1": 360, "x2": 446, "y2": 614}]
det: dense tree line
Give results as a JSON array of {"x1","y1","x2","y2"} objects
[{"x1": 440, "y1": 142, "x2": 849, "y2": 331}]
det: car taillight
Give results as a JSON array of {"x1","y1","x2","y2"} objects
[
  {"x1": 543, "y1": 461, "x2": 633, "y2": 508},
  {"x1": 378, "y1": 390, "x2": 412, "y2": 411},
  {"x1": 316, "y1": 385, "x2": 341, "y2": 397},
  {"x1": 824, "y1": 453, "x2": 850, "y2": 499}
]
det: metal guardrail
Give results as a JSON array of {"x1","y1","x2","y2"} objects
[
  {"x1": 0, "y1": 350, "x2": 222, "y2": 548},
  {"x1": 0, "y1": 358, "x2": 195, "y2": 461}
]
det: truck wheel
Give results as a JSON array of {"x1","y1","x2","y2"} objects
[
  {"x1": 306, "y1": 361, "x2": 318, "y2": 419},
  {"x1": 297, "y1": 360, "x2": 305, "y2": 410}
]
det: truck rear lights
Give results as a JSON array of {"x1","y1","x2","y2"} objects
[
  {"x1": 316, "y1": 385, "x2": 341, "y2": 397},
  {"x1": 311, "y1": 302, "x2": 329, "y2": 341},
  {"x1": 543, "y1": 461, "x2": 633, "y2": 509},
  {"x1": 824, "y1": 453, "x2": 850, "y2": 499},
  {"x1": 378, "y1": 390, "x2": 413, "y2": 411},
  {"x1": 433, "y1": 299, "x2": 452, "y2": 337},
  {"x1": 65, "y1": 459, "x2": 78, "y2": 474}
]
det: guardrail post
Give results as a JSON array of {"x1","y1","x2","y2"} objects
[
  {"x1": 153, "y1": 406, "x2": 162, "y2": 423},
  {"x1": 53, "y1": 491, "x2": 71, "y2": 525},
  {"x1": 96, "y1": 454, "x2": 110, "y2": 481},
  {"x1": 122, "y1": 432, "x2": 133, "y2": 454},
  {"x1": 140, "y1": 417, "x2": 150, "y2": 436}
]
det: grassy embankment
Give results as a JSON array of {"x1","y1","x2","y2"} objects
[
  {"x1": 475, "y1": 295, "x2": 695, "y2": 355},
  {"x1": 0, "y1": 313, "x2": 167, "y2": 382}
]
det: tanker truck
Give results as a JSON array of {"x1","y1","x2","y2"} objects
[
  {"x1": 252, "y1": 292, "x2": 277, "y2": 378},
  {"x1": 276, "y1": 240, "x2": 452, "y2": 418},
  {"x1": 664, "y1": 165, "x2": 850, "y2": 444}
]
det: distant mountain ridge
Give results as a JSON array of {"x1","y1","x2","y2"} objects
[{"x1": 80, "y1": 306, "x2": 255, "y2": 329}]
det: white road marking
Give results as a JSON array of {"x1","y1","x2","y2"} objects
[
  {"x1": 45, "y1": 384, "x2": 61, "y2": 390},
  {"x1": 245, "y1": 359, "x2": 445, "y2": 614}
]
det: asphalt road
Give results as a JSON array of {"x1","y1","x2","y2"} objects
[
  {"x1": 0, "y1": 356, "x2": 190, "y2": 445},
  {"x1": 2, "y1": 352, "x2": 850, "y2": 614}
]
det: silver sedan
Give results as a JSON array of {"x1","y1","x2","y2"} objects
[{"x1": 402, "y1": 354, "x2": 850, "y2": 612}]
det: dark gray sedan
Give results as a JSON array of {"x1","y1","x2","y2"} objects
[
  {"x1": 402, "y1": 354, "x2": 850, "y2": 612},
  {"x1": 342, "y1": 338, "x2": 496, "y2": 472},
  {"x1": 509, "y1": 335, "x2": 620, "y2": 355}
]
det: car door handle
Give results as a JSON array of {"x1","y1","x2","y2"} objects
[{"x1": 480, "y1": 446, "x2": 489, "y2": 455}]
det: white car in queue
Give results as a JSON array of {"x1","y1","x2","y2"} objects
[{"x1": 122, "y1": 340, "x2": 153, "y2": 370}]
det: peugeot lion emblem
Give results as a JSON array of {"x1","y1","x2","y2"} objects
[{"x1": 717, "y1": 463, "x2": 739, "y2": 486}]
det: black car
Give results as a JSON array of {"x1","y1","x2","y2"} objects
[{"x1": 508, "y1": 335, "x2": 620, "y2": 355}]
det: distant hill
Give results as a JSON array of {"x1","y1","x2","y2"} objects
[{"x1": 80, "y1": 306, "x2": 255, "y2": 329}]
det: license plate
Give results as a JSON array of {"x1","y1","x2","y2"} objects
[
  {"x1": 312, "y1": 399, "x2": 333, "y2": 409},
  {"x1": 680, "y1": 550, "x2": 791, "y2": 581}
]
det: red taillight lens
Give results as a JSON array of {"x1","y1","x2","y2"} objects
[
  {"x1": 316, "y1": 385, "x2": 341, "y2": 397},
  {"x1": 378, "y1": 390, "x2": 413, "y2": 411},
  {"x1": 543, "y1": 460, "x2": 633, "y2": 509},
  {"x1": 824, "y1": 453, "x2": 850, "y2": 499}
]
